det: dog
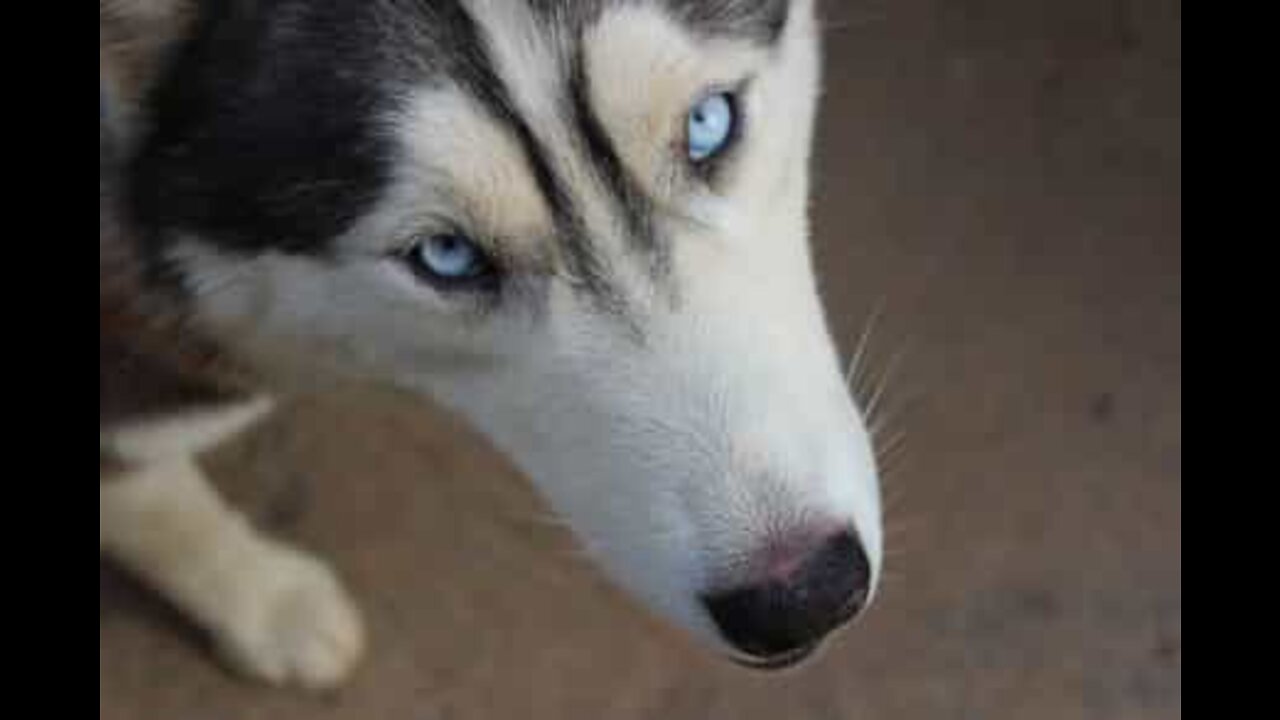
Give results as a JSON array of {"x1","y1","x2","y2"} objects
[{"x1": 100, "y1": 0, "x2": 884, "y2": 689}]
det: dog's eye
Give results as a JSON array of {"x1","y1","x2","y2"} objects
[
  {"x1": 686, "y1": 92, "x2": 737, "y2": 163},
  {"x1": 403, "y1": 233, "x2": 497, "y2": 290}
]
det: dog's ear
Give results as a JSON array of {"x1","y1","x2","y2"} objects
[{"x1": 100, "y1": 0, "x2": 196, "y2": 147}]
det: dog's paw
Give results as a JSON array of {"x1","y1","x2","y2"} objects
[{"x1": 211, "y1": 542, "x2": 366, "y2": 690}]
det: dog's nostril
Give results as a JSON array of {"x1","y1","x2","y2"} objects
[{"x1": 702, "y1": 530, "x2": 870, "y2": 661}]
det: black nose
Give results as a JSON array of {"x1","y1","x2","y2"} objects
[{"x1": 701, "y1": 531, "x2": 871, "y2": 664}]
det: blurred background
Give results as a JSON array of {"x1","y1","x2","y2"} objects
[{"x1": 99, "y1": 0, "x2": 1181, "y2": 717}]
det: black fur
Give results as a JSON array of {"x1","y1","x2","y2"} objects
[
  {"x1": 664, "y1": 0, "x2": 790, "y2": 45},
  {"x1": 568, "y1": 45, "x2": 666, "y2": 281},
  {"x1": 125, "y1": 0, "x2": 789, "y2": 311},
  {"x1": 130, "y1": 0, "x2": 393, "y2": 254}
]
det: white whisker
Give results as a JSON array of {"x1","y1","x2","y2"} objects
[{"x1": 845, "y1": 298, "x2": 887, "y2": 399}]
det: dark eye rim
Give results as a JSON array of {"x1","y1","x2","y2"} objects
[{"x1": 397, "y1": 232, "x2": 502, "y2": 293}]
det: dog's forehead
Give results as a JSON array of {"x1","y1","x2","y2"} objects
[
  {"x1": 389, "y1": 1, "x2": 771, "y2": 224},
  {"x1": 518, "y1": 0, "x2": 789, "y2": 43},
  {"x1": 420, "y1": 0, "x2": 789, "y2": 300},
  {"x1": 132, "y1": 0, "x2": 795, "y2": 309}
]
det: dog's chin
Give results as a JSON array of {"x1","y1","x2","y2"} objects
[{"x1": 728, "y1": 640, "x2": 823, "y2": 672}]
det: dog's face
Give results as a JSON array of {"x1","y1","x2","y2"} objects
[{"x1": 128, "y1": 0, "x2": 882, "y2": 667}]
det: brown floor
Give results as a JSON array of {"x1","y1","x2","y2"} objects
[{"x1": 100, "y1": 1, "x2": 1181, "y2": 718}]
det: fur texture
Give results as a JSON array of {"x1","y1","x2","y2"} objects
[{"x1": 100, "y1": 0, "x2": 882, "y2": 687}]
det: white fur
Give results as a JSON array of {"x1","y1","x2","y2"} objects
[
  {"x1": 127, "y1": 0, "x2": 881, "y2": 677},
  {"x1": 104, "y1": 396, "x2": 275, "y2": 463},
  {"x1": 100, "y1": 450, "x2": 365, "y2": 689}
]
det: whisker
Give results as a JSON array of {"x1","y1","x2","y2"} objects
[
  {"x1": 845, "y1": 298, "x2": 888, "y2": 404},
  {"x1": 875, "y1": 430, "x2": 908, "y2": 460},
  {"x1": 864, "y1": 344, "x2": 909, "y2": 426}
]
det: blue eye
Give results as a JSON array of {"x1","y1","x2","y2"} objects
[
  {"x1": 405, "y1": 233, "x2": 496, "y2": 288},
  {"x1": 686, "y1": 92, "x2": 736, "y2": 162}
]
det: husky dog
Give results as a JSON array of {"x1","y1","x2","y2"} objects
[{"x1": 100, "y1": 0, "x2": 883, "y2": 689}]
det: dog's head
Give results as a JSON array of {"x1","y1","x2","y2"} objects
[{"x1": 111, "y1": 0, "x2": 882, "y2": 668}]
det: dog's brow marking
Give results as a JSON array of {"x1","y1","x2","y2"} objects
[
  {"x1": 664, "y1": 0, "x2": 791, "y2": 45},
  {"x1": 462, "y1": 0, "x2": 634, "y2": 318},
  {"x1": 567, "y1": 45, "x2": 667, "y2": 281},
  {"x1": 441, "y1": 2, "x2": 572, "y2": 232}
]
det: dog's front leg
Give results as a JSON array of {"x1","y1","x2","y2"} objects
[{"x1": 100, "y1": 431, "x2": 365, "y2": 689}]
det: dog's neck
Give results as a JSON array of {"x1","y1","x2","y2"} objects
[{"x1": 100, "y1": 127, "x2": 261, "y2": 431}]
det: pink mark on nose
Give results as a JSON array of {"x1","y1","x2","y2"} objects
[{"x1": 756, "y1": 524, "x2": 845, "y2": 583}]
